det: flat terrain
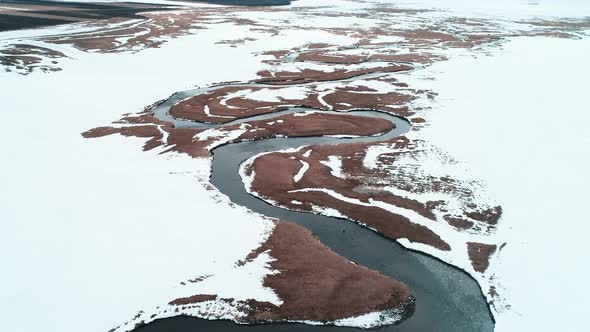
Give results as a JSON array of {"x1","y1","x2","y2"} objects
[
  {"x1": 1, "y1": 1, "x2": 589, "y2": 332},
  {"x1": 0, "y1": 1, "x2": 181, "y2": 32}
]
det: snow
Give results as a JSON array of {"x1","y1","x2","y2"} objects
[
  {"x1": 292, "y1": 110, "x2": 319, "y2": 117},
  {"x1": 266, "y1": 119, "x2": 284, "y2": 125},
  {"x1": 194, "y1": 124, "x2": 249, "y2": 150},
  {"x1": 333, "y1": 307, "x2": 405, "y2": 328},
  {"x1": 0, "y1": 19, "x2": 291, "y2": 332},
  {"x1": 2, "y1": 0, "x2": 589, "y2": 331},
  {"x1": 409, "y1": 36, "x2": 590, "y2": 332},
  {"x1": 369, "y1": 0, "x2": 590, "y2": 19},
  {"x1": 203, "y1": 104, "x2": 235, "y2": 119},
  {"x1": 363, "y1": 144, "x2": 390, "y2": 169},
  {"x1": 348, "y1": 79, "x2": 397, "y2": 94},
  {"x1": 246, "y1": 87, "x2": 309, "y2": 103},
  {"x1": 319, "y1": 155, "x2": 344, "y2": 178},
  {"x1": 293, "y1": 160, "x2": 310, "y2": 183}
]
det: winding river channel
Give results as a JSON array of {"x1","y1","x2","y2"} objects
[{"x1": 138, "y1": 70, "x2": 494, "y2": 331}]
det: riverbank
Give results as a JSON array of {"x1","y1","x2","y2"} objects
[
  {"x1": 408, "y1": 35, "x2": 590, "y2": 332},
  {"x1": 1, "y1": 1, "x2": 588, "y2": 331}
]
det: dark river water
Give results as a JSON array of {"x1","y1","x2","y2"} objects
[
  {"x1": 4, "y1": 1, "x2": 493, "y2": 331},
  {"x1": 138, "y1": 98, "x2": 495, "y2": 332}
]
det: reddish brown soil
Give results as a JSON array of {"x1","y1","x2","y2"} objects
[
  {"x1": 243, "y1": 139, "x2": 451, "y2": 251},
  {"x1": 169, "y1": 221, "x2": 415, "y2": 323},
  {"x1": 255, "y1": 64, "x2": 412, "y2": 85},
  {"x1": 4, "y1": 3, "x2": 585, "y2": 76},
  {"x1": 169, "y1": 86, "x2": 291, "y2": 123},
  {"x1": 467, "y1": 242, "x2": 497, "y2": 273},
  {"x1": 47, "y1": 12, "x2": 208, "y2": 51},
  {"x1": 0, "y1": 43, "x2": 65, "y2": 73},
  {"x1": 169, "y1": 81, "x2": 415, "y2": 123},
  {"x1": 215, "y1": 37, "x2": 257, "y2": 47},
  {"x1": 237, "y1": 112, "x2": 394, "y2": 141},
  {"x1": 295, "y1": 50, "x2": 444, "y2": 65},
  {"x1": 466, "y1": 206, "x2": 503, "y2": 225},
  {"x1": 296, "y1": 51, "x2": 366, "y2": 64},
  {"x1": 305, "y1": 43, "x2": 335, "y2": 49},
  {"x1": 169, "y1": 294, "x2": 217, "y2": 306},
  {"x1": 444, "y1": 215, "x2": 474, "y2": 230},
  {"x1": 83, "y1": 109, "x2": 395, "y2": 158},
  {"x1": 261, "y1": 50, "x2": 290, "y2": 61},
  {"x1": 323, "y1": 88, "x2": 415, "y2": 117},
  {"x1": 248, "y1": 221, "x2": 414, "y2": 322}
]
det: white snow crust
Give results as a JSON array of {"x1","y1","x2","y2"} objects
[
  {"x1": 0, "y1": 15, "x2": 312, "y2": 332},
  {"x1": 2, "y1": 0, "x2": 589, "y2": 331},
  {"x1": 407, "y1": 36, "x2": 590, "y2": 332},
  {"x1": 319, "y1": 155, "x2": 344, "y2": 178}
]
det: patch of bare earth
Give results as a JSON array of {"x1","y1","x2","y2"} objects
[
  {"x1": 169, "y1": 81, "x2": 415, "y2": 123},
  {"x1": 255, "y1": 64, "x2": 412, "y2": 85},
  {"x1": 63, "y1": 5, "x2": 590, "y2": 328},
  {"x1": 83, "y1": 106, "x2": 394, "y2": 158},
  {"x1": 467, "y1": 242, "x2": 497, "y2": 273},
  {"x1": 242, "y1": 138, "x2": 451, "y2": 250},
  {"x1": 242, "y1": 134, "x2": 505, "y2": 265},
  {"x1": 169, "y1": 221, "x2": 415, "y2": 324}
]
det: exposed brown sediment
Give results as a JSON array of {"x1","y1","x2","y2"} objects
[
  {"x1": 72, "y1": 10, "x2": 546, "y2": 327},
  {"x1": 444, "y1": 215, "x2": 475, "y2": 230},
  {"x1": 254, "y1": 64, "x2": 412, "y2": 85},
  {"x1": 82, "y1": 112, "x2": 180, "y2": 153},
  {"x1": 466, "y1": 206, "x2": 503, "y2": 225},
  {"x1": 169, "y1": 221, "x2": 415, "y2": 324},
  {"x1": 237, "y1": 112, "x2": 394, "y2": 141},
  {"x1": 0, "y1": 1, "x2": 176, "y2": 32},
  {"x1": 3, "y1": 2, "x2": 587, "y2": 76},
  {"x1": 10, "y1": 2, "x2": 590, "y2": 330},
  {"x1": 169, "y1": 294, "x2": 217, "y2": 306},
  {"x1": 169, "y1": 86, "x2": 292, "y2": 123},
  {"x1": 82, "y1": 36, "x2": 502, "y2": 325},
  {"x1": 246, "y1": 221, "x2": 415, "y2": 322},
  {"x1": 467, "y1": 242, "x2": 497, "y2": 273},
  {"x1": 295, "y1": 50, "x2": 444, "y2": 65},
  {"x1": 243, "y1": 139, "x2": 452, "y2": 251},
  {"x1": 168, "y1": 80, "x2": 415, "y2": 123},
  {"x1": 82, "y1": 109, "x2": 395, "y2": 159},
  {"x1": 322, "y1": 88, "x2": 415, "y2": 117}
]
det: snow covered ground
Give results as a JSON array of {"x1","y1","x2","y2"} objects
[
  {"x1": 413, "y1": 35, "x2": 590, "y2": 331},
  {"x1": 0, "y1": 20, "x2": 326, "y2": 332},
  {"x1": 0, "y1": 0, "x2": 589, "y2": 331}
]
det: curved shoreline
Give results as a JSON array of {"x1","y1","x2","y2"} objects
[
  {"x1": 139, "y1": 73, "x2": 495, "y2": 330},
  {"x1": 208, "y1": 115, "x2": 493, "y2": 331}
]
